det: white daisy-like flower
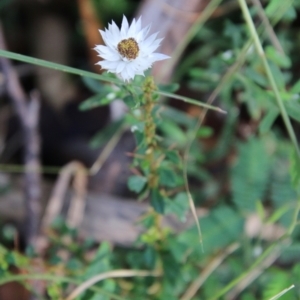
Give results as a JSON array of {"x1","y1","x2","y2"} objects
[{"x1": 94, "y1": 15, "x2": 170, "y2": 82}]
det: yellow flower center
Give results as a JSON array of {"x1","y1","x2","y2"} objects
[{"x1": 117, "y1": 38, "x2": 139, "y2": 60}]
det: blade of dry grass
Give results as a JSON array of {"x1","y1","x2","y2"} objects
[{"x1": 64, "y1": 269, "x2": 161, "y2": 300}]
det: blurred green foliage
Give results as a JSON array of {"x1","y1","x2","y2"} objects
[{"x1": 1, "y1": 0, "x2": 300, "y2": 299}]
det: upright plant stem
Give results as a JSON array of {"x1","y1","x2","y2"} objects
[{"x1": 237, "y1": 0, "x2": 300, "y2": 159}]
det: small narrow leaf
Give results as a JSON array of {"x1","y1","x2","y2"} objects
[
  {"x1": 259, "y1": 109, "x2": 279, "y2": 134},
  {"x1": 158, "y1": 83, "x2": 179, "y2": 93},
  {"x1": 128, "y1": 176, "x2": 147, "y2": 193},
  {"x1": 290, "y1": 149, "x2": 300, "y2": 188},
  {"x1": 266, "y1": 46, "x2": 291, "y2": 68},
  {"x1": 79, "y1": 94, "x2": 114, "y2": 111},
  {"x1": 197, "y1": 126, "x2": 214, "y2": 138},
  {"x1": 151, "y1": 189, "x2": 165, "y2": 214}
]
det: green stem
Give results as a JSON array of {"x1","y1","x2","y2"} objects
[
  {"x1": 287, "y1": 199, "x2": 300, "y2": 235},
  {"x1": 143, "y1": 77, "x2": 159, "y2": 189},
  {"x1": 0, "y1": 49, "x2": 225, "y2": 112},
  {"x1": 237, "y1": 0, "x2": 300, "y2": 159},
  {"x1": 158, "y1": 91, "x2": 227, "y2": 113},
  {"x1": 0, "y1": 163, "x2": 61, "y2": 174},
  {"x1": 0, "y1": 49, "x2": 121, "y2": 85}
]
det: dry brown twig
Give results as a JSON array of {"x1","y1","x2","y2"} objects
[
  {"x1": 0, "y1": 22, "x2": 41, "y2": 248},
  {"x1": 36, "y1": 161, "x2": 87, "y2": 252}
]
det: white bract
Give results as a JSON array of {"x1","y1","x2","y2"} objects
[{"x1": 94, "y1": 15, "x2": 170, "y2": 82}]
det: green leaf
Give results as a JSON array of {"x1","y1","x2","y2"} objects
[
  {"x1": 158, "y1": 120, "x2": 187, "y2": 145},
  {"x1": 259, "y1": 109, "x2": 279, "y2": 134},
  {"x1": 127, "y1": 118, "x2": 145, "y2": 133},
  {"x1": 268, "y1": 62, "x2": 286, "y2": 90},
  {"x1": 82, "y1": 76, "x2": 106, "y2": 94},
  {"x1": 143, "y1": 246, "x2": 157, "y2": 268},
  {"x1": 127, "y1": 176, "x2": 147, "y2": 193},
  {"x1": 244, "y1": 67, "x2": 269, "y2": 87},
  {"x1": 290, "y1": 80, "x2": 300, "y2": 94},
  {"x1": 159, "y1": 168, "x2": 180, "y2": 188},
  {"x1": 79, "y1": 93, "x2": 115, "y2": 111},
  {"x1": 178, "y1": 205, "x2": 243, "y2": 255},
  {"x1": 280, "y1": 241, "x2": 300, "y2": 264},
  {"x1": 265, "y1": 0, "x2": 294, "y2": 21},
  {"x1": 266, "y1": 46, "x2": 291, "y2": 68},
  {"x1": 290, "y1": 149, "x2": 300, "y2": 189},
  {"x1": 160, "y1": 106, "x2": 196, "y2": 128},
  {"x1": 224, "y1": 19, "x2": 244, "y2": 48},
  {"x1": 158, "y1": 83, "x2": 180, "y2": 93},
  {"x1": 151, "y1": 189, "x2": 165, "y2": 214},
  {"x1": 83, "y1": 242, "x2": 112, "y2": 279},
  {"x1": 255, "y1": 201, "x2": 265, "y2": 221},
  {"x1": 165, "y1": 150, "x2": 181, "y2": 165},
  {"x1": 262, "y1": 269, "x2": 294, "y2": 300},
  {"x1": 165, "y1": 192, "x2": 189, "y2": 221},
  {"x1": 231, "y1": 138, "x2": 271, "y2": 211},
  {"x1": 285, "y1": 99, "x2": 300, "y2": 122},
  {"x1": 237, "y1": 73, "x2": 273, "y2": 120},
  {"x1": 161, "y1": 251, "x2": 181, "y2": 284},
  {"x1": 123, "y1": 95, "x2": 137, "y2": 109},
  {"x1": 197, "y1": 126, "x2": 214, "y2": 138}
]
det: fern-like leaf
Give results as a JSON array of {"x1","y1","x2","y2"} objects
[{"x1": 231, "y1": 137, "x2": 271, "y2": 211}]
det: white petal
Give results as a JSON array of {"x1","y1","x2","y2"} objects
[
  {"x1": 111, "y1": 21, "x2": 120, "y2": 39},
  {"x1": 121, "y1": 15, "x2": 129, "y2": 37},
  {"x1": 141, "y1": 24, "x2": 151, "y2": 40},
  {"x1": 94, "y1": 45, "x2": 119, "y2": 58},
  {"x1": 126, "y1": 63, "x2": 135, "y2": 75},
  {"x1": 127, "y1": 18, "x2": 137, "y2": 37},
  {"x1": 116, "y1": 61, "x2": 127, "y2": 73},
  {"x1": 98, "y1": 51, "x2": 120, "y2": 61},
  {"x1": 135, "y1": 25, "x2": 149, "y2": 43},
  {"x1": 94, "y1": 44, "x2": 109, "y2": 53},
  {"x1": 141, "y1": 38, "x2": 163, "y2": 54},
  {"x1": 135, "y1": 16, "x2": 142, "y2": 32},
  {"x1": 99, "y1": 30, "x2": 110, "y2": 46},
  {"x1": 142, "y1": 32, "x2": 158, "y2": 49},
  {"x1": 135, "y1": 58, "x2": 152, "y2": 71},
  {"x1": 119, "y1": 68, "x2": 130, "y2": 81},
  {"x1": 150, "y1": 53, "x2": 170, "y2": 61},
  {"x1": 105, "y1": 27, "x2": 120, "y2": 48},
  {"x1": 99, "y1": 60, "x2": 119, "y2": 70}
]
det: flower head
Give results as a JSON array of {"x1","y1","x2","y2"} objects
[{"x1": 94, "y1": 15, "x2": 170, "y2": 82}]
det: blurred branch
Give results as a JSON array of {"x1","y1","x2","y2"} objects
[
  {"x1": 36, "y1": 161, "x2": 87, "y2": 254},
  {"x1": 77, "y1": 0, "x2": 104, "y2": 70},
  {"x1": 42, "y1": 161, "x2": 87, "y2": 230},
  {"x1": 0, "y1": 23, "x2": 41, "y2": 247},
  {"x1": 65, "y1": 269, "x2": 161, "y2": 300}
]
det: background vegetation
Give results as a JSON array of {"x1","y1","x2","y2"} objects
[{"x1": 0, "y1": 0, "x2": 300, "y2": 299}]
